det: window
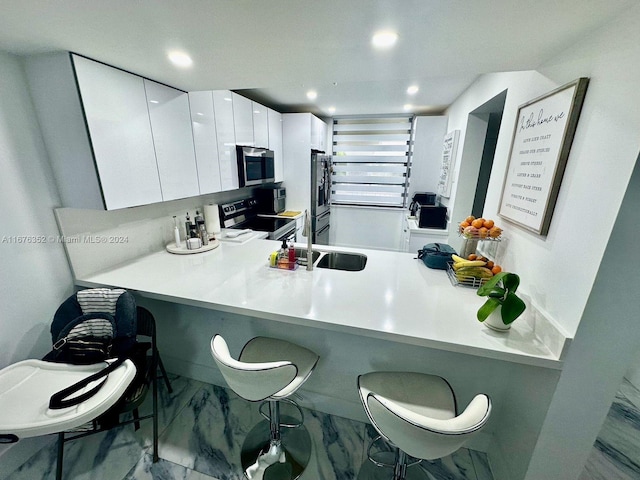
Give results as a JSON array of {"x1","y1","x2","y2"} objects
[{"x1": 331, "y1": 115, "x2": 415, "y2": 208}]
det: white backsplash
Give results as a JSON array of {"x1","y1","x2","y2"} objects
[{"x1": 55, "y1": 190, "x2": 250, "y2": 278}]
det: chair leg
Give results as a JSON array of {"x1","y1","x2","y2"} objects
[
  {"x1": 133, "y1": 408, "x2": 141, "y2": 431},
  {"x1": 156, "y1": 350, "x2": 172, "y2": 394},
  {"x1": 56, "y1": 432, "x2": 64, "y2": 480},
  {"x1": 152, "y1": 352, "x2": 159, "y2": 462}
]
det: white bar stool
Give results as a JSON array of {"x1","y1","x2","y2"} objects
[
  {"x1": 210, "y1": 334, "x2": 319, "y2": 480},
  {"x1": 357, "y1": 372, "x2": 491, "y2": 480}
]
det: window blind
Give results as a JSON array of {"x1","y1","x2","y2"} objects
[{"x1": 331, "y1": 116, "x2": 415, "y2": 207}]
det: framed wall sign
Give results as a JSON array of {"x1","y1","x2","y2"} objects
[
  {"x1": 498, "y1": 78, "x2": 589, "y2": 235},
  {"x1": 437, "y1": 130, "x2": 460, "y2": 198}
]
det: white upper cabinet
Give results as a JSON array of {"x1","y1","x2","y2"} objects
[
  {"x1": 232, "y1": 93, "x2": 254, "y2": 147},
  {"x1": 144, "y1": 79, "x2": 200, "y2": 201},
  {"x1": 252, "y1": 101, "x2": 269, "y2": 148},
  {"x1": 267, "y1": 108, "x2": 284, "y2": 182},
  {"x1": 311, "y1": 114, "x2": 329, "y2": 152},
  {"x1": 72, "y1": 55, "x2": 163, "y2": 209},
  {"x1": 213, "y1": 90, "x2": 240, "y2": 191},
  {"x1": 188, "y1": 91, "x2": 222, "y2": 194}
]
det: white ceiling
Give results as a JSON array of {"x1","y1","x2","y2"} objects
[{"x1": 0, "y1": 0, "x2": 633, "y2": 116}]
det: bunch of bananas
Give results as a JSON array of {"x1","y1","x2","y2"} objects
[{"x1": 451, "y1": 254, "x2": 494, "y2": 282}]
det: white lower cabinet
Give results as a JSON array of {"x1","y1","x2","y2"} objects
[
  {"x1": 144, "y1": 79, "x2": 200, "y2": 201},
  {"x1": 404, "y1": 216, "x2": 449, "y2": 254}
]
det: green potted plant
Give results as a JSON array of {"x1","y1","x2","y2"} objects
[{"x1": 476, "y1": 272, "x2": 526, "y2": 331}]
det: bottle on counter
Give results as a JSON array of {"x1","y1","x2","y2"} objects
[
  {"x1": 288, "y1": 241, "x2": 296, "y2": 263},
  {"x1": 195, "y1": 210, "x2": 209, "y2": 245},
  {"x1": 278, "y1": 239, "x2": 292, "y2": 269},
  {"x1": 185, "y1": 212, "x2": 193, "y2": 240},
  {"x1": 173, "y1": 216, "x2": 182, "y2": 248}
]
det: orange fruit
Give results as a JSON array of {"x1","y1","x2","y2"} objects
[
  {"x1": 491, "y1": 265, "x2": 502, "y2": 274},
  {"x1": 478, "y1": 227, "x2": 489, "y2": 238},
  {"x1": 468, "y1": 254, "x2": 477, "y2": 261},
  {"x1": 471, "y1": 218, "x2": 485, "y2": 229},
  {"x1": 483, "y1": 219, "x2": 495, "y2": 229},
  {"x1": 459, "y1": 221, "x2": 470, "y2": 229},
  {"x1": 486, "y1": 260, "x2": 495, "y2": 269},
  {"x1": 489, "y1": 227, "x2": 502, "y2": 238},
  {"x1": 465, "y1": 215, "x2": 475, "y2": 224}
]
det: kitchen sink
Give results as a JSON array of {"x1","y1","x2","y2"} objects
[
  {"x1": 293, "y1": 248, "x2": 321, "y2": 264},
  {"x1": 316, "y1": 252, "x2": 367, "y2": 272}
]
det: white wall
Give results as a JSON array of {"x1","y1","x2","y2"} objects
[
  {"x1": 443, "y1": 4, "x2": 640, "y2": 479},
  {"x1": 330, "y1": 205, "x2": 404, "y2": 251},
  {"x1": 409, "y1": 116, "x2": 448, "y2": 198},
  {"x1": 0, "y1": 50, "x2": 75, "y2": 473}
]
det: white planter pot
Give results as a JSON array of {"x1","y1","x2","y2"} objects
[{"x1": 483, "y1": 308, "x2": 511, "y2": 332}]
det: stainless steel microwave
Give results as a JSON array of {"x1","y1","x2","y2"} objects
[{"x1": 236, "y1": 146, "x2": 275, "y2": 187}]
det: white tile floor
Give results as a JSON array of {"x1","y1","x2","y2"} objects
[{"x1": 4, "y1": 374, "x2": 494, "y2": 480}]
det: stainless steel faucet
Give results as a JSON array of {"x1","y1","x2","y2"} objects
[{"x1": 302, "y1": 210, "x2": 313, "y2": 271}]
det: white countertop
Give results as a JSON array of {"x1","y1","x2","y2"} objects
[
  {"x1": 406, "y1": 216, "x2": 449, "y2": 235},
  {"x1": 77, "y1": 240, "x2": 564, "y2": 369}
]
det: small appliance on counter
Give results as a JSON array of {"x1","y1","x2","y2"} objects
[
  {"x1": 416, "y1": 204, "x2": 448, "y2": 229},
  {"x1": 409, "y1": 192, "x2": 437, "y2": 216},
  {"x1": 255, "y1": 185, "x2": 286, "y2": 215}
]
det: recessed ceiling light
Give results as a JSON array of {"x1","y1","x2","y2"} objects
[
  {"x1": 372, "y1": 31, "x2": 398, "y2": 49},
  {"x1": 168, "y1": 51, "x2": 193, "y2": 68},
  {"x1": 307, "y1": 90, "x2": 318, "y2": 100},
  {"x1": 328, "y1": 107, "x2": 336, "y2": 114},
  {"x1": 224, "y1": 97, "x2": 232, "y2": 102},
  {"x1": 149, "y1": 100, "x2": 159, "y2": 104},
  {"x1": 403, "y1": 104, "x2": 413, "y2": 111},
  {"x1": 407, "y1": 85, "x2": 419, "y2": 95}
]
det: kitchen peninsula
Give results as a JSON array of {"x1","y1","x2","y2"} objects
[
  {"x1": 72, "y1": 238, "x2": 568, "y2": 479},
  {"x1": 77, "y1": 239, "x2": 565, "y2": 368}
]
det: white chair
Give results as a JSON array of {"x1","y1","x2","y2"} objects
[
  {"x1": 210, "y1": 334, "x2": 319, "y2": 480},
  {"x1": 357, "y1": 372, "x2": 491, "y2": 480}
]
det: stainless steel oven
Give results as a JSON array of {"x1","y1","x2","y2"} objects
[
  {"x1": 219, "y1": 197, "x2": 295, "y2": 240},
  {"x1": 313, "y1": 210, "x2": 330, "y2": 245}
]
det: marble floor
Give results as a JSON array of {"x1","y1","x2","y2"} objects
[
  {"x1": 3, "y1": 374, "x2": 494, "y2": 480},
  {"x1": 580, "y1": 378, "x2": 640, "y2": 480}
]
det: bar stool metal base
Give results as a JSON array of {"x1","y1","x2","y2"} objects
[
  {"x1": 357, "y1": 452, "x2": 430, "y2": 480},
  {"x1": 357, "y1": 436, "x2": 429, "y2": 480},
  {"x1": 241, "y1": 415, "x2": 312, "y2": 480}
]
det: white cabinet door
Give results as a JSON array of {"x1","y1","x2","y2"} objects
[
  {"x1": 268, "y1": 108, "x2": 284, "y2": 182},
  {"x1": 232, "y1": 92, "x2": 254, "y2": 146},
  {"x1": 311, "y1": 115, "x2": 328, "y2": 152},
  {"x1": 213, "y1": 90, "x2": 239, "y2": 191},
  {"x1": 144, "y1": 79, "x2": 199, "y2": 201},
  {"x1": 252, "y1": 102, "x2": 269, "y2": 148},
  {"x1": 189, "y1": 91, "x2": 222, "y2": 194},
  {"x1": 73, "y1": 55, "x2": 162, "y2": 209}
]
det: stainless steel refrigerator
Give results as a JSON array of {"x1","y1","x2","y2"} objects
[{"x1": 311, "y1": 151, "x2": 332, "y2": 244}]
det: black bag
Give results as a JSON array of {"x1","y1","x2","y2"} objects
[
  {"x1": 417, "y1": 243, "x2": 457, "y2": 270},
  {"x1": 43, "y1": 313, "x2": 117, "y2": 365}
]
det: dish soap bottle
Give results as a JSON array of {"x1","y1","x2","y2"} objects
[{"x1": 278, "y1": 239, "x2": 290, "y2": 269}]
